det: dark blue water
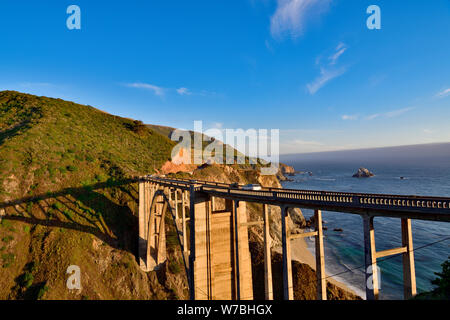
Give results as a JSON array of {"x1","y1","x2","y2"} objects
[{"x1": 281, "y1": 162, "x2": 450, "y2": 299}]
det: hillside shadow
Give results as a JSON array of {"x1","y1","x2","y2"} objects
[
  {"x1": 0, "y1": 121, "x2": 32, "y2": 147},
  {"x1": 0, "y1": 179, "x2": 139, "y2": 254}
]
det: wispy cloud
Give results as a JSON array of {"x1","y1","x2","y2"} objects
[
  {"x1": 126, "y1": 83, "x2": 212, "y2": 98},
  {"x1": 341, "y1": 114, "x2": 358, "y2": 121},
  {"x1": 366, "y1": 107, "x2": 414, "y2": 120},
  {"x1": 176, "y1": 87, "x2": 191, "y2": 96},
  {"x1": 436, "y1": 88, "x2": 450, "y2": 98},
  {"x1": 270, "y1": 0, "x2": 332, "y2": 40},
  {"x1": 307, "y1": 42, "x2": 348, "y2": 95},
  {"x1": 366, "y1": 113, "x2": 381, "y2": 120},
  {"x1": 329, "y1": 43, "x2": 347, "y2": 65},
  {"x1": 306, "y1": 67, "x2": 346, "y2": 95},
  {"x1": 265, "y1": 39, "x2": 274, "y2": 53},
  {"x1": 19, "y1": 82, "x2": 55, "y2": 88},
  {"x1": 384, "y1": 107, "x2": 414, "y2": 118},
  {"x1": 125, "y1": 83, "x2": 165, "y2": 96}
]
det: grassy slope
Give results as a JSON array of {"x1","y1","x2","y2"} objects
[
  {"x1": 0, "y1": 91, "x2": 187, "y2": 300},
  {"x1": 0, "y1": 91, "x2": 174, "y2": 199}
]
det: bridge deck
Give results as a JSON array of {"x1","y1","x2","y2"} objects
[{"x1": 142, "y1": 176, "x2": 450, "y2": 222}]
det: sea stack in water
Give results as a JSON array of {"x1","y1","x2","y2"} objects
[{"x1": 352, "y1": 167, "x2": 375, "y2": 178}]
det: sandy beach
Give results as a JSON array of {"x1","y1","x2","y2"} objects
[{"x1": 274, "y1": 237, "x2": 361, "y2": 298}]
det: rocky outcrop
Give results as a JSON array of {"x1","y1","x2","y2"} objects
[
  {"x1": 277, "y1": 163, "x2": 295, "y2": 181},
  {"x1": 279, "y1": 163, "x2": 295, "y2": 175},
  {"x1": 352, "y1": 167, "x2": 375, "y2": 178}
]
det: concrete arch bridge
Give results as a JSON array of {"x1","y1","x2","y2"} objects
[{"x1": 138, "y1": 176, "x2": 450, "y2": 300}]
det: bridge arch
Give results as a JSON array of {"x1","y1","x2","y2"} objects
[{"x1": 139, "y1": 183, "x2": 189, "y2": 273}]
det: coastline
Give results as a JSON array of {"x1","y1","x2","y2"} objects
[{"x1": 274, "y1": 236, "x2": 363, "y2": 299}]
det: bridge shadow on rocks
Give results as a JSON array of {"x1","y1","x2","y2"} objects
[{"x1": 0, "y1": 179, "x2": 140, "y2": 255}]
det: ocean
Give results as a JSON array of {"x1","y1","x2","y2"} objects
[{"x1": 280, "y1": 161, "x2": 450, "y2": 300}]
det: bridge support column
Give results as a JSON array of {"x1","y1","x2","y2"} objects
[
  {"x1": 233, "y1": 200, "x2": 253, "y2": 300},
  {"x1": 263, "y1": 204, "x2": 273, "y2": 300},
  {"x1": 363, "y1": 215, "x2": 379, "y2": 300},
  {"x1": 174, "y1": 189, "x2": 179, "y2": 220},
  {"x1": 401, "y1": 218, "x2": 417, "y2": 299},
  {"x1": 281, "y1": 206, "x2": 294, "y2": 300},
  {"x1": 138, "y1": 178, "x2": 147, "y2": 270},
  {"x1": 315, "y1": 209, "x2": 326, "y2": 300},
  {"x1": 188, "y1": 185, "x2": 196, "y2": 300},
  {"x1": 189, "y1": 190, "x2": 253, "y2": 300},
  {"x1": 156, "y1": 201, "x2": 168, "y2": 265},
  {"x1": 182, "y1": 190, "x2": 188, "y2": 254},
  {"x1": 145, "y1": 187, "x2": 164, "y2": 271},
  {"x1": 139, "y1": 179, "x2": 158, "y2": 271}
]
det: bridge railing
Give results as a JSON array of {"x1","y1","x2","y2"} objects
[{"x1": 142, "y1": 176, "x2": 450, "y2": 219}]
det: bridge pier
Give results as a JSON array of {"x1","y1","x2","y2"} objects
[
  {"x1": 188, "y1": 188, "x2": 253, "y2": 300},
  {"x1": 139, "y1": 179, "x2": 157, "y2": 271},
  {"x1": 363, "y1": 215, "x2": 417, "y2": 300},
  {"x1": 281, "y1": 206, "x2": 294, "y2": 300},
  {"x1": 182, "y1": 190, "x2": 188, "y2": 255},
  {"x1": 263, "y1": 204, "x2": 273, "y2": 300},
  {"x1": 138, "y1": 179, "x2": 146, "y2": 270},
  {"x1": 363, "y1": 215, "x2": 379, "y2": 300},
  {"x1": 401, "y1": 218, "x2": 417, "y2": 299},
  {"x1": 314, "y1": 209, "x2": 326, "y2": 300}
]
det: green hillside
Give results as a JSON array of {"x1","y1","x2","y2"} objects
[
  {"x1": 0, "y1": 91, "x2": 174, "y2": 199},
  {"x1": 0, "y1": 91, "x2": 186, "y2": 300}
]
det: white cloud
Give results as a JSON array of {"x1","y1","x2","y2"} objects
[
  {"x1": 19, "y1": 82, "x2": 55, "y2": 88},
  {"x1": 329, "y1": 43, "x2": 347, "y2": 65},
  {"x1": 211, "y1": 122, "x2": 223, "y2": 129},
  {"x1": 265, "y1": 39, "x2": 274, "y2": 53},
  {"x1": 307, "y1": 42, "x2": 348, "y2": 95},
  {"x1": 341, "y1": 114, "x2": 358, "y2": 120},
  {"x1": 270, "y1": 0, "x2": 332, "y2": 39},
  {"x1": 436, "y1": 88, "x2": 450, "y2": 98},
  {"x1": 329, "y1": 47, "x2": 347, "y2": 65},
  {"x1": 384, "y1": 107, "x2": 414, "y2": 118},
  {"x1": 335, "y1": 42, "x2": 345, "y2": 51},
  {"x1": 366, "y1": 113, "x2": 380, "y2": 120},
  {"x1": 366, "y1": 107, "x2": 414, "y2": 120},
  {"x1": 306, "y1": 67, "x2": 346, "y2": 95},
  {"x1": 423, "y1": 129, "x2": 433, "y2": 134},
  {"x1": 126, "y1": 83, "x2": 165, "y2": 96},
  {"x1": 176, "y1": 87, "x2": 191, "y2": 95}
]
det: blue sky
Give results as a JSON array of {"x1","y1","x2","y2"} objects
[{"x1": 0, "y1": 0, "x2": 449, "y2": 154}]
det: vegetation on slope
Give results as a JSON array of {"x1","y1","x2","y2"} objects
[
  {"x1": 416, "y1": 256, "x2": 450, "y2": 300},
  {"x1": 0, "y1": 91, "x2": 174, "y2": 199},
  {"x1": 0, "y1": 91, "x2": 185, "y2": 300}
]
